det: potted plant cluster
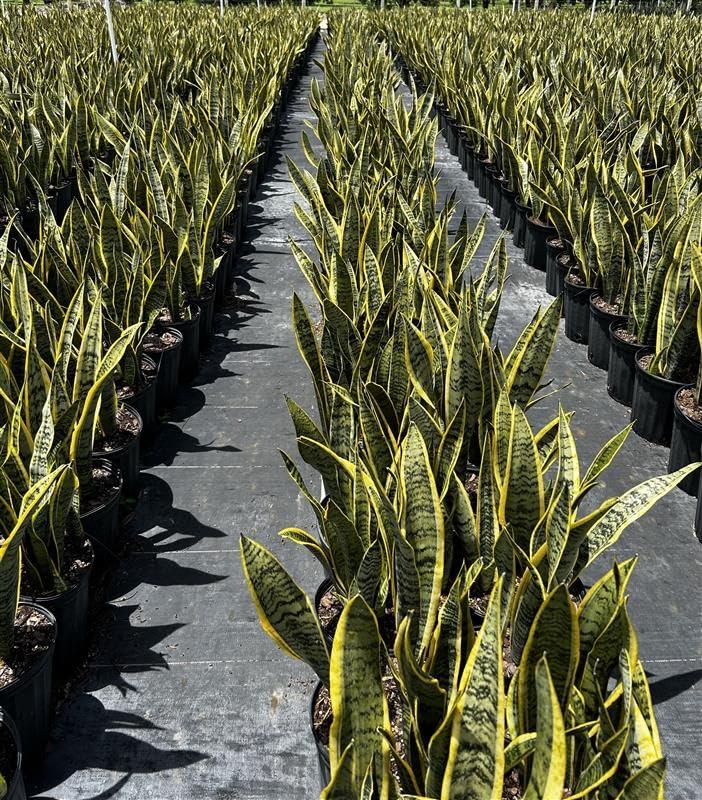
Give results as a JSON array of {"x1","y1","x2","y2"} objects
[
  {"x1": 0, "y1": 1, "x2": 320, "y2": 779},
  {"x1": 242, "y1": 15, "x2": 696, "y2": 798},
  {"x1": 379, "y1": 8, "x2": 702, "y2": 510}
]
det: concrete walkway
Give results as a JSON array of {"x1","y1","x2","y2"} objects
[{"x1": 29, "y1": 43, "x2": 325, "y2": 800}]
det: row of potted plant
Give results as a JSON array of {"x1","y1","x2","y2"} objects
[
  {"x1": 241, "y1": 14, "x2": 695, "y2": 798},
  {"x1": 0, "y1": 9, "x2": 320, "y2": 796},
  {"x1": 378, "y1": 7, "x2": 702, "y2": 515}
]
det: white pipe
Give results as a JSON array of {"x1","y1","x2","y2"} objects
[
  {"x1": 103, "y1": 0, "x2": 118, "y2": 65},
  {"x1": 590, "y1": 0, "x2": 597, "y2": 23},
  {"x1": 220, "y1": 0, "x2": 224, "y2": 17}
]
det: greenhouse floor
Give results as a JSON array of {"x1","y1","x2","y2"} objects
[{"x1": 29, "y1": 43, "x2": 701, "y2": 800}]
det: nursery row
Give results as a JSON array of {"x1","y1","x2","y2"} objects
[
  {"x1": 379, "y1": 8, "x2": 702, "y2": 506},
  {"x1": 242, "y1": 15, "x2": 695, "y2": 799},
  {"x1": 0, "y1": 9, "x2": 319, "y2": 796}
]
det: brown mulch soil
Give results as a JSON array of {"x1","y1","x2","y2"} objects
[
  {"x1": 22, "y1": 536, "x2": 92, "y2": 599},
  {"x1": 592, "y1": 296, "x2": 622, "y2": 315},
  {"x1": 465, "y1": 471, "x2": 479, "y2": 499},
  {"x1": 638, "y1": 353, "x2": 654, "y2": 371},
  {"x1": 142, "y1": 330, "x2": 180, "y2": 353},
  {"x1": 566, "y1": 271, "x2": 586, "y2": 286},
  {"x1": 613, "y1": 326, "x2": 639, "y2": 345},
  {"x1": 502, "y1": 769, "x2": 523, "y2": 799},
  {"x1": 80, "y1": 463, "x2": 121, "y2": 516},
  {"x1": 317, "y1": 585, "x2": 343, "y2": 640},
  {"x1": 503, "y1": 628, "x2": 518, "y2": 684},
  {"x1": 156, "y1": 305, "x2": 193, "y2": 326},
  {"x1": 94, "y1": 406, "x2": 140, "y2": 453},
  {"x1": 557, "y1": 253, "x2": 574, "y2": 268},
  {"x1": 0, "y1": 606, "x2": 55, "y2": 689},
  {"x1": 677, "y1": 387, "x2": 702, "y2": 424},
  {"x1": 313, "y1": 683, "x2": 332, "y2": 747}
]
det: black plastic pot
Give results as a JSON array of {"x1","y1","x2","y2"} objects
[
  {"x1": 310, "y1": 682, "x2": 331, "y2": 790},
  {"x1": 214, "y1": 256, "x2": 230, "y2": 308},
  {"x1": 607, "y1": 324, "x2": 642, "y2": 407},
  {"x1": 465, "y1": 143, "x2": 476, "y2": 181},
  {"x1": 0, "y1": 603, "x2": 56, "y2": 763},
  {"x1": 486, "y1": 166, "x2": 500, "y2": 212},
  {"x1": 563, "y1": 278, "x2": 597, "y2": 344},
  {"x1": 21, "y1": 548, "x2": 93, "y2": 677},
  {"x1": 668, "y1": 387, "x2": 702, "y2": 496},
  {"x1": 80, "y1": 458, "x2": 123, "y2": 562},
  {"x1": 587, "y1": 297, "x2": 627, "y2": 371},
  {"x1": 160, "y1": 305, "x2": 201, "y2": 384},
  {"x1": 696, "y1": 474, "x2": 702, "y2": 540},
  {"x1": 512, "y1": 201, "x2": 530, "y2": 249},
  {"x1": 0, "y1": 710, "x2": 26, "y2": 800},
  {"x1": 631, "y1": 350, "x2": 685, "y2": 447},
  {"x1": 545, "y1": 240, "x2": 566, "y2": 297},
  {"x1": 478, "y1": 160, "x2": 492, "y2": 199},
  {"x1": 490, "y1": 175, "x2": 504, "y2": 218},
  {"x1": 472, "y1": 157, "x2": 486, "y2": 198},
  {"x1": 93, "y1": 404, "x2": 142, "y2": 498},
  {"x1": 194, "y1": 289, "x2": 216, "y2": 350},
  {"x1": 148, "y1": 329, "x2": 183, "y2": 410},
  {"x1": 524, "y1": 218, "x2": 556, "y2": 272},
  {"x1": 499, "y1": 185, "x2": 516, "y2": 231},
  {"x1": 121, "y1": 357, "x2": 157, "y2": 438}
]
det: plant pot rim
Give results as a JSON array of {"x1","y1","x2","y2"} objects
[
  {"x1": 118, "y1": 371, "x2": 155, "y2": 406},
  {"x1": 0, "y1": 710, "x2": 23, "y2": 792},
  {"x1": 21, "y1": 540, "x2": 95, "y2": 605},
  {"x1": 546, "y1": 237, "x2": 565, "y2": 250},
  {"x1": 160, "y1": 303, "x2": 202, "y2": 330},
  {"x1": 0, "y1": 602, "x2": 57, "y2": 698},
  {"x1": 608, "y1": 322, "x2": 642, "y2": 351},
  {"x1": 674, "y1": 385, "x2": 702, "y2": 433},
  {"x1": 515, "y1": 200, "x2": 531, "y2": 212},
  {"x1": 634, "y1": 348, "x2": 686, "y2": 390},
  {"x1": 526, "y1": 215, "x2": 555, "y2": 230},
  {"x1": 588, "y1": 294, "x2": 627, "y2": 322},
  {"x1": 563, "y1": 276, "x2": 596, "y2": 295},
  {"x1": 145, "y1": 326, "x2": 184, "y2": 355},
  {"x1": 79, "y1": 457, "x2": 123, "y2": 522}
]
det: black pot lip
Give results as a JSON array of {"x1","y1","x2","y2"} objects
[
  {"x1": 500, "y1": 183, "x2": 516, "y2": 198},
  {"x1": 158, "y1": 303, "x2": 202, "y2": 332},
  {"x1": 0, "y1": 709, "x2": 23, "y2": 790},
  {"x1": 608, "y1": 321, "x2": 642, "y2": 351},
  {"x1": 0, "y1": 602, "x2": 57, "y2": 698},
  {"x1": 674, "y1": 384, "x2": 702, "y2": 433},
  {"x1": 144, "y1": 326, "x2": 184, "y2": 356},
  {"x1": 563, "y1": 275, "x2": 596, "y2": 296},
  {"x1": 545, "y1": 236, "x2": 565, "y2": 251},
  {"x1": 526, "y1": 215, "x2": 555, "y2": 231},
  {"x1": 118, "y1": 369, "x2": 155, "y2": 405},
  {"x1": 93, "y1": 403, "x2": 143, "y2": 460},
  {"x1": 588, "y1": 294, "x2": 627, "y2": 323},
  {"x1": 634, "y1": 348, "x2": 686, "y2": 390},
  {"x1": 514, "y1": 200, "x2": 531, "y2": 213},
  {"x1": 79, "y1": 457, "x2": 123, "y2": 521},
  {"x1": 310, "y1": 681, "x2": 330, "y2": 765},
  {"x1": 20, "y1": 540, "x2": 95, "y2": 606},
  {"x1": 315, "y1": 577, "x2": 334, "y2": 611}
]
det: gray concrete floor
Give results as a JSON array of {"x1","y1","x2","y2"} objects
[{"x1": 29, "y1": 42, "x2": 700, "y2": 800}]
